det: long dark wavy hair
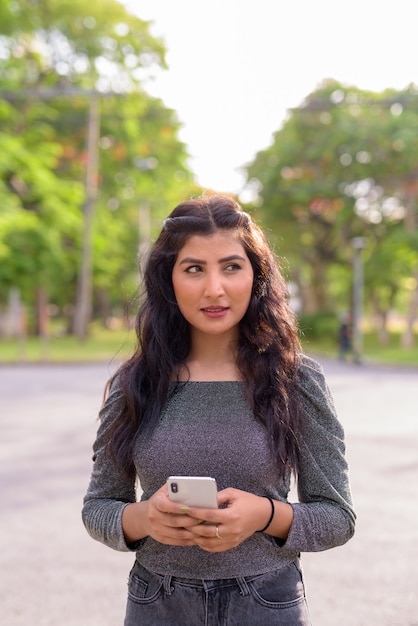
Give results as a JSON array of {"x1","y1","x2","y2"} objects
[{"x1": 107, "y1": 194, "x2": 302, "y2": 480}]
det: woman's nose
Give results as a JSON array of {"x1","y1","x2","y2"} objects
[{"x1": 203, "y1": 272, "x2": 225, "y2": 297}]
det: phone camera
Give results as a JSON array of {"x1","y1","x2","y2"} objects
[{"x1": 170, "y1": 482, "x2": 178, "y2": 493}]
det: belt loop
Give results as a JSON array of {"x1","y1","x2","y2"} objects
[
  {"x1": 236, "y1": 577, "x2": 250, "y2": 596},
  {"x1": 163, "y1": 574, "x2": 173, "y2": 595}
]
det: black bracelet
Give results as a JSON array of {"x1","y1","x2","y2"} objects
[{"x1": 258, "y1": 496, "x2": 275, "y2": 532}]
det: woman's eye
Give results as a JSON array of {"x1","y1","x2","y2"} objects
[
  {"x1": 225, "y1": 263, "x2": 241, "y2": 272},
  {"x1": 185, "y1": 265, "x2": 202, "y2": 273}
]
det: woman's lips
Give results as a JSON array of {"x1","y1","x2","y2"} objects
[{"x1": 201, "y1": 307, "x2": 228, "y2": 318}]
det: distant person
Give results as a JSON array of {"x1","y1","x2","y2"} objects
[
  {"x1": 338, "y1": 315, "x2": 352, "y2": 361},
  {"x1": 82, "y1": 194, "x2": 356, "y2": 625}
]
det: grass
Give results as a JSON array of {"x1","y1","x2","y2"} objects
[
  {"x1": 302, "y1": 330, "x2": 418, "y2": 368},
  {"x1": 0, "y1": 326, "x2": 417, "y2": 367},
  {"x1": 0, "y1": 325, "x2": 136, "y2": 364}
]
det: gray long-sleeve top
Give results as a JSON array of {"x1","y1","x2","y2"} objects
[{"x1": 82, "y1": 355, "x2": 355, "y2": 578}]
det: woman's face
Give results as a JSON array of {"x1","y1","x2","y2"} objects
[{"x1": 172, "y1": 230, "x2": 254, "y2": 340}]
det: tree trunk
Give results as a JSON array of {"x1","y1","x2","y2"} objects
[
  {"x1": 72, "y1": 95, "x2": 100, "y2": 340},
  {"x1": 371, "y1": 294, "x2": 389, "y2": 345},
  {"x1": 401, "y1": 269, "x2": 418, "y2": 348},
  {"x1": 35, "y1": 287, "x2": 49, "y2": 337},
  {"x1": 401, "y1": 191, "x2": 417, "y2": 348},
  {"x1": 297, "y1": 256, "x2": 330, "y2": 313},
  {"x1": 95, "y1": 287, "x2": 112, "y2": 326}
]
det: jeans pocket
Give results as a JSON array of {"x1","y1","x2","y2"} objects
[
  {"x1": 127, "y1": 562, "x2": 164, "y2": 605},
  {"x1": 247, "y1": 563, "x2": 306, "y2": 609}
]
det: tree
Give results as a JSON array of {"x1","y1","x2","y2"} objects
[
  {"x1": 0, "y1": 122, "x2": 84, "y2": 332},
  {"x1": 244, "y1": 79, "x2": 418, "y2": 343},
  {"x1": 0, "y1": 0, "x2": 197, "y2": 337}
]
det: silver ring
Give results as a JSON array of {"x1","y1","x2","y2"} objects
[{"x1": 215, "y1": 525, "x2": 222, "y2": 539}]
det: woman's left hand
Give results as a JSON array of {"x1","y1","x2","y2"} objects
[{"x1": 186, "y1": 488, "x2": 275, "y2": 553}]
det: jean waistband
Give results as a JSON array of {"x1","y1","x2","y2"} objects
[{"x1": 160, "y1": 574, "x2": 252, "y2": 596}]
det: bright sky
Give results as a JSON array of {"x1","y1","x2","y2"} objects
[{"x1": 127, "y1": 0, "x2": 417, "y2": 196}]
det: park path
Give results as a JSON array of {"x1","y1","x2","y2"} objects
[{"x1": 0, "y1": 358, "x2": 417, "y2": 625}]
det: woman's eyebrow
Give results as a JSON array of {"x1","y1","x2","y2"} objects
[
  {"x1": 178, "y1": 254, "x2": 246, "y2": 265},
  {"x1": 178, "y1": 256, "x2": 206, "y2": 265},
  {"x1": 218, "y1": 255, "x2": 246, "y2": 263}
]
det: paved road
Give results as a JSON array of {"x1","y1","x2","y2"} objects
[{"x1": 1, "y1": 358, "x2": 417, "y2": 625}]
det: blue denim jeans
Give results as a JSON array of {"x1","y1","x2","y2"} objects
[{"x1": 124, "y1": 559, "x2": 311, "y2": 625}]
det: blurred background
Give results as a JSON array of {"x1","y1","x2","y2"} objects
[
  {"x1": 1, "y1": 3, "x2": 417, "y2": 625},
  {"x1": 0, "y1": 0, "x2": 417, "y2": 365}
]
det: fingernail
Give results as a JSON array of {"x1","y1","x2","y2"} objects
[{"x1": 180, "y1": 505, "x2": 190, "y2": 514}]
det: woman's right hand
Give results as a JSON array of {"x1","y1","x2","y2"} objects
[{"x1": 121, "y1": 483, "x2": 200, "y2": 546}]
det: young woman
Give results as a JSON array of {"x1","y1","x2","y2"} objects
[{"x1": 82, "y1": 194, "x2": 355, "y2": 625}]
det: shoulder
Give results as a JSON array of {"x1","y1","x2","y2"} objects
[
  {"x1": 294, "y1": 353, "x2": 342, "y2": 436},
  {"x1": 295, "y1": 353, "x2": 327, "y2": 392},
  {"x1": 98, "y1": 373, "x2": 124, "y2": 427},
  {"x1": 107, "y1": 371, "x2": 123, "y2": 395}
]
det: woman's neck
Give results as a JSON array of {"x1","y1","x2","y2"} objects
[{"x1": 178, "y1": 332, "x2": 242, "y2": 381}]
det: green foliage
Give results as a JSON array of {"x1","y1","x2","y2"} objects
[
  {"x1": 0, "y1": 126, "x2": 84, "y2": 305},
  {"x1": 298, "y1": 311, "x2": 339, "y2": 341},
  {"x1": 0, "y1": 0, "x2": 167, "y2": 90},
  {"x1": 0, "y1": 0, "x2": 198, "y2": 331},
  {"x1": 245, "y1": 79, "x2": 418, "y2": 333}
]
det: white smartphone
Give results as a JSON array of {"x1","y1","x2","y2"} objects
[{"x1": 167, "y1": 476, "x2": 218, "y2": 509}]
